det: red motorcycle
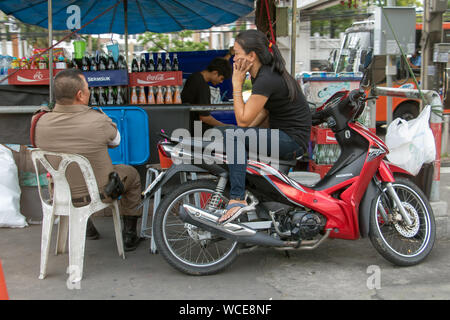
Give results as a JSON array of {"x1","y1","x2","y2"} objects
[{"x1": 149, "y1": 88, "x2": 435, "y2": 276}]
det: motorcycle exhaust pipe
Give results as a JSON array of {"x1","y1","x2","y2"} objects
[{"x1": 180, "y1": 204, "x2": 285, "y2": 247}]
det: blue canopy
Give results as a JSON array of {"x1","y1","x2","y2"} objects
[{"x1": 0, "y1": 0, "x2": 254, "y2": 34}]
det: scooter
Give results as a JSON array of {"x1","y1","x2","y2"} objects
[{"x1": 144, "y1": 84, "x2": 435, "y2": 276}]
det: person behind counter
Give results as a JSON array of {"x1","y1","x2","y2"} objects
[
  {"x1": 181, "y1": 57, "x2": 233, "y2": 130},
  {"x1": 32, "y1": 69, "x2": 143, "y2": 251},
  {"x1": 217, "y1": 29, "x2": 311, "y2": 224}
]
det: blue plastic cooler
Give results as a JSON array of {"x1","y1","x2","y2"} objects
[{"x1": 99, "y1": 106, "x2": 150, "y2": 165}]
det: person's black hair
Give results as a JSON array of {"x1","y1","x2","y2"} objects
[
  {"x1": 235, "y1": 29, "x2": 301, "y2": 102},
  {"x1": 206, "y1": 57, "x2": 232, "y2": 79},
  {"x1": 53, "y1": 68, "x2": 85, "y2": 104}
]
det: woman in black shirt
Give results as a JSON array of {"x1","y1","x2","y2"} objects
[{"x1": 218, "y1": 29, "x2": 311, "y2": 224}]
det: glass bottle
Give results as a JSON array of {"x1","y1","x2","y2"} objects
[
  {"x1": 156, "y1": 53, "x2": 163, "y2": 71},
  {"x1": 98, "y1": 87, "x2": 107, "y2": 105},
  {"x1": 130, "y1": 86, "x2": 138, "y2": 104},
  {"x1": 172, "y1": 53, "x2": 179, "y2": 71},
  {"x1": 147, "y1": 86, "x2": 155, "y2": 104},
  {"x1": 173, "y1": 86, "x2": 182, "y2": 104},
  {"x1": 138, "y1": 86, "x2": 147, "y2": 104},
  {"x1": 165, "y1": 86, "x2": 173, "y2": 104},
  {"x1": 131, "y1": 54, "x2": 139, "y2": 73},
  {"x1": 156, "y1": 86, "x2": 164, "y2": 104},
  {"x1": 147, "y1": 53, "x2": 155, "y2": 72},
  {"x1": 164, "y1": 54, "x2": 171, "y2": 71}
]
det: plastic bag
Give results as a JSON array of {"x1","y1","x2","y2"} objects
[
  {"x1": 0, "y1": 144, "x2": 28, "y2": 228},
  {"x1": 385, "y1": 105, "x2": 436, "y2": 176}
]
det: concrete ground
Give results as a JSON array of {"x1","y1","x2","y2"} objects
[
  {"x1": 1, "y1": 125, "x2": 449, "y2": 300},
  {"x1": 1, "y1": 166, "x2": 450, "y2": 300},
  {"x1": 1, "y1": 217, "x2": 450, "y2": 300}
]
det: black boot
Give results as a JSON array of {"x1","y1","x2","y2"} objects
[
  {"x1": 86, "y1": 217, "x2": 100, "y2": 240},
  {"x1": 122, "y1": 216, "x2": 141, "y2": 252}
]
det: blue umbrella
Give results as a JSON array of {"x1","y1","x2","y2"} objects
[{"x1": 0, "y1": 0, "x2": 254, "y2": 34}]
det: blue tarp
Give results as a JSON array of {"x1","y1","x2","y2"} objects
[{"x1": 0, "y1": 0, "x2": 254, "y2": 34}]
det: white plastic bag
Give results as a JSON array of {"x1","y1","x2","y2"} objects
[
  {"x1": 386, "y1": 105, "x2": 436, "y2": 176},
  {"x1": 0, "y1": 144, "x2": 28, "y2": 228}
]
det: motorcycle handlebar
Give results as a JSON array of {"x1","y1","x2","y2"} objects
[{"x1": 348, "y1": 89, "x2": 365, "y2": 104}]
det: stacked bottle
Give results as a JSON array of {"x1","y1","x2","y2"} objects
[
  {"x1": 312, "y1": 144, "x2": 341, "y2": 165},
  {"x1": 129, "y1": 85, "x2": 182, "y2": 105},
  {"x1": 90, "y1": 86, "x2": 127, "y2": 106},
  {"x1": 130, "y1": 52, "x2": 179, "y2": 72}
]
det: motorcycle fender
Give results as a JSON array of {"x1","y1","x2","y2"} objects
[
  {"x1": 384, "y1": 162, "x2": 413, "y2": 177},
  {"x1": 145, "y1": 164, "x2": 208, "y2": 198},
  {"x1": 359, "y1": 178, "x2": 378, "y2": 238}
]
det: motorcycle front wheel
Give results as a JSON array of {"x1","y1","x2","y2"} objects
[
  {"x1": 369, "y1": 177, "x2": 436, "y2": 266},
  {"x1": 153, "y1": 179, "x2": 239, "y2": 275}
]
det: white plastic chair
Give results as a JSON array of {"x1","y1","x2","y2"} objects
[{"x1": 31, "y1": 149, "x2": 125, "y2": 283}]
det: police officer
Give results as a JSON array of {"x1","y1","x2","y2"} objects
[{"x1": 32, "y1": 69, "x2": 142, "y2": 251}]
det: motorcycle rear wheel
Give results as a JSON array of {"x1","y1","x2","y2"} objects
[
  {"x1": 153, "y1": 179, "x2": 239, "y2": 275},
  {"x1": 369, "y1": 178, "x2": 436, "y2": 266}
]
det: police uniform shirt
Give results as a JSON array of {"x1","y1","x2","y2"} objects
[{"x1": 34, "y1": 104, "x2": 119, "y2": 198}]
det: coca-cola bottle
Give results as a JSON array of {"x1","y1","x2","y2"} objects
[
  {"x1": 147, "y1": 54, "x2": 155, "y2": 72},
  {"x1": 81, "y1": 54, "x2": 90, "y2": 71},
  {"x1": 172, "y1": 53, "x2": 179, "y2": 71},
  {"x1": 164, "y1": 54, "x2": 171, "y2": 71},
  {"x1": 90, "y1": 55, "x2": 97, "y2": 71},
  {"x1": 98, "y1": 54, "x2": 107, "y2": 71},
  {"x1": 131, "y1": 54, "x2": 139, "y2": 73},
  {"x1": 107, "y1": 86, "x2": 115, "y2": 105},
  {"x1": 140, "y1": 54, "x2": 147, "y2": 72},
  {"x1": 107, "y1": 55, "x2": 116, "y2": 70},
  {"x1": 98, "y1": 87, "x2": 107, "y2": 105},
  {"x1": 117, "y1": 54, "x2": 127, "y2": 70},
  {"x1": 116, "y1": 86, "x2": 125, "y2": 105},
  {"x1": 89, "y1": 88, "x2": 98, "y2": 106},
  {"x1": 156, "y1": 53, "x2": 163, "y2": 71}
]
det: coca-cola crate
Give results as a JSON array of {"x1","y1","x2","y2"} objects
[
  {"x1": 311, "y1": 126, "x2": 337, "y2": 144},
  {"x1": 311, "y1": 125, "x2": 376, "y2": 145},
  {"x1": 309, "y1": 160, "x2": 332, "y2": 178},
  {"x1": 7, "y1": 69, "x2": 64, "y2": 85},
  {"x1": 129, "y1": 71, "x2": 182, "y2": 87}
]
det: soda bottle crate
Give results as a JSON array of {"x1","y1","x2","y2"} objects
[
  {"x1": 311, "y1": 126, "x2": 337, "y2": 145},
  {"x1": 311, "y1": 125, "x2": 376, "y2": 145},
  {"x1": 129, "y1": 71, "x2": 183, "y2": 87},
  {"x1": 308, "y1": 160, "x2": 332, "y2": 178}
]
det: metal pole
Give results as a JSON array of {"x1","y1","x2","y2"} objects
[
  {"x1": 48, "y1": 0, "x2": 53, "y2": 104},
  {"x1": 290, "y1": 0, "x2": 297, "y2": 76},
  {"x1": 385, "y1": 0, "x2": 395, "y2": 126},
  {"x1": 374, "y1": 86, "x2": 443, "y2": 201},
  {"x1": 124, "y1": 0, "x2": 128, "y2": 65}
]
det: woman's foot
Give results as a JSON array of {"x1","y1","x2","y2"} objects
[{"x1": 218, "y1": 199, "x2": 248, "y2": 224}]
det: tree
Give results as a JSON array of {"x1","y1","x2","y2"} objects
[
  {"x1": 138, "y1": 30, "x2": 209, "y2": 52},
  {"x1": 309, "y1": 0, "x2": 425, "y2": 38}
]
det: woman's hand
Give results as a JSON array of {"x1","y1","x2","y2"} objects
[{"x1": 232, "y1": 58, "x2": 253, "y2": 89}]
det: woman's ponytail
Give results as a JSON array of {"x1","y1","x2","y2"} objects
[{"x1": 269, "y1": 42, "x2": 302, "y2": 102}]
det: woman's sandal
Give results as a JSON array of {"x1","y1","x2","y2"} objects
[{"x1": 218, "y1": 203, "x2": 250, "y2": 225}]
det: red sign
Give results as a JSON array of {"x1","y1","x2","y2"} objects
[
  {"x1": 7, "y1": 69, "x2": 64, "y2": 85},
  {"x1": 129, "y1": 71, "x2": 182, "y2": 87}
]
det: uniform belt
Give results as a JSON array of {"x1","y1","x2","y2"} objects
[{"x1": 72, "y1": 193, "x2": 107, "y2": 203}]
